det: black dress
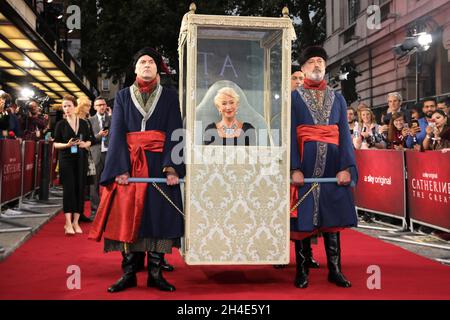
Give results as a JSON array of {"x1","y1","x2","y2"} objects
[
  {"x1": 54, "y1": 118, "x2": 93, "y2": 214},
  {"x1": 203, "y1": 122, "x2": 256, "y2": 146}
]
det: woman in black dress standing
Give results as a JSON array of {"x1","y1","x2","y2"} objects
[
  {"x1": 53, "y1": 95, "x2": 92, "y2": 235},
  {"x1": 203, "y1": 87, "x2": 256, "y2": 146}
]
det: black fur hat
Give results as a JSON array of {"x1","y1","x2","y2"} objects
[
  {"x1": 133, "y1": 47, "x2": 163, "y2": 74},
  {"x1": 299, "y1": 45, "x2": 328, "y2": 66},
  {"x1": 291, "y1": 64, "x2": 301, "y2": 75}
]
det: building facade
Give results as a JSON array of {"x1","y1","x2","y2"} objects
[
  {"x1": 0, "y1": 0, "x2": 96, "y2": 108},
  {"x1": 324, "y1": 0, "x2": 450, "y2": 111}
]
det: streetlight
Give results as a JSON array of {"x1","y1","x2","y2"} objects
[{"x1": 393, "y1": 31, "x2": 433, "y2": 103}]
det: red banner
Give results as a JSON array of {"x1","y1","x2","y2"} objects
[
  {"x1": 406, "y1": 150, "x2": 450, "y2": 232},
  {"x1": 50, "y1": 142, "x2": 59, "y2": 185},
  {"x1": 0, "y1": 139, "x2": 22, "y2": 204},
  {"x1": 354, "y1": 149, "x2": 406, "y2": 218},
  {"x1": 35, "y1": 141, "x2": 43, "y2": 188},
  {"x1": 23, "y1": 141, "x2": 36, "y2": 195}
]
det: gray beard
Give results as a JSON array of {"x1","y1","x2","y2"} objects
[{"x1": 307, "y1": 71, "x2": 324, "y2": 82}]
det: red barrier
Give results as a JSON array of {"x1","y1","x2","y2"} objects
[
  {"x1": 22, "y1": 141, "x2": 36, "y2": 195},
  {"x1": 354, "y1": 149, "x2": 406, "y2": 219},
  {"x1": 0, "y1": 139, "x2": 22, "y2": 204},
  {"x1": 50, "y1": 142, "x2": 59, "y2": 185},
  {"x1": 35, "y1": 141, "x2": 43, "y2": 189},
  {"x1": 406, "y1": 150, "x2": 450, "y2": 232}
]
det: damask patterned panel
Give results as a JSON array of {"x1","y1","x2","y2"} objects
[{"x1": 184, "y1": 147, "x2": 289, "y2": 264}]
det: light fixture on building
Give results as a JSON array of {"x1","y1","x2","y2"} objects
[
  {"x1": 394, "y1": 31, "x2": 433, "y2": 104},
  {"x1": 47, "y1": 0, "x2": 53, "y2": 3},
  {"x1": 68, "y1": 29, "x2": 74, "y2": 34},
  {"x1": 416, "y1": 32, "x2": 432, "y2": 51},
  {"x1": 393, "y1": 32, "x2": 433, "y2": 57},
  {"x1": 57, "y1": 14, "x2": 63, "y2": 20},
  {"x1": 20, "y1": 88, "x2": 35, "y2": 99}
]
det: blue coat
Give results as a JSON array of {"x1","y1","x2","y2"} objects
[
  {"x1": 101, "y1": 85, "x2": 184, "y2": 239},
  {"x1": 290, "y1": 87, "x2": 358, "y2": 232},
  {"x1": 406, "y1": 117, "x2": 428, "y2": 148}
]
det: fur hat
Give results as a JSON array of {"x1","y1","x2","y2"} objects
[
  {"x1": 299, "y1": 45, "x2": 328, "y2": 66},
  {"x1": 291, "y1": 64, "x2": 302, "y2": 75},
  {"x1": 133, "y1": 47, "x2": 163, "y2": 74}
]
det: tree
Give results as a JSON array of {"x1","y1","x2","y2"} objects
[
  {"x1": 77, "y1": 0, "x2": 325, "y2": 88},
  {"x1": 228, "y1": 0, "x2": 326, "y2": 61}
]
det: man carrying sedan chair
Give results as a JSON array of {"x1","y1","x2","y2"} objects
[
  {"x1": 89, "y1": 47, "x2": 184, "y2": 293},
  {"x1": 290, "y1": 45, "x2": 358, "y2": 289}
]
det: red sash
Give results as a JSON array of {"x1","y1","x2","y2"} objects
[
  {"x1": 89, "y1": 130, "x2": 166, "y2": 243},
  {"x1": 296, "y1": 124, "x2": 339, "y2": 162},
  {"x1": 290, "y1": 125, "x2": 340, "y2": 224}
]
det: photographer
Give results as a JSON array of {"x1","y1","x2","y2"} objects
[
  {"x1": 0, "y1": 92, "x2": 22, "y2": 139},
  {"x1": 22, "y1": 99, "x2": 49, "y2": 141}
]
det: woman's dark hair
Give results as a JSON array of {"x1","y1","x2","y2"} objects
[
  {"x1": 387, "y1": 112, "x2": 404, "y2": 143},
  {"x1": 433, "y1": 109, "x2": 449, "y2": 126}
]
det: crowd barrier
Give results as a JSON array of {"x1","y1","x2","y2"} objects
[
  {"x1": 0, "y1": 139, "x2": 58, "y2": 238},
  {"x1": 405, "y1": 150, "x2": 450, "y2": 233},
  {"x1": 354, "y1": 149, "x2": 450, "y2": 233}
]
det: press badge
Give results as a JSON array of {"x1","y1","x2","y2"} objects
[{"x1": 70, "y1": 145, "x2": 78, "y2": 153}]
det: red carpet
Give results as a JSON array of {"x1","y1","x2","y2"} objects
[{"x1": 1, "y1": 211, "x2": 450, "y2": 300}]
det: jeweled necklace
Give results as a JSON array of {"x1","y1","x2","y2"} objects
[{"x1": 221, "y1": 120, "x2": 238, "y2": 136}]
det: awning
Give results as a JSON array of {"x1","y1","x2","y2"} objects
[{"x1": 0, "y1": 1, "x2": 95, "y2": 108}]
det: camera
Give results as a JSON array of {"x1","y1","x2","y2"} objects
[{"x1": 410, "y1": 120, "x2": 421, "y2": 133}]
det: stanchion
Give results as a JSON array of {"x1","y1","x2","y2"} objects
[
  {"x1": 21, "y1": 140, "x2": 60, "y2": 208},
  {"x1": 2, "y1": 141, "x2": 51, "y2": 219},
  {"x1": 38, "y1": 139, "x2": 50, "y2": 201}
]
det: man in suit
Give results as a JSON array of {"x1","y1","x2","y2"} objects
[{"x1": 88, "y1": 96, "x2": 111, "y2": 220}]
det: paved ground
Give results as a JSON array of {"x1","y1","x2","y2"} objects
[
  {"x1": 1, "y1": 192, "x2": 449, "y2": 265},
  {"x1": 0, "y1": 187, "x2": 63, "y2": 261}
]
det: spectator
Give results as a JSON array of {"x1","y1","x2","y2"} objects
[
  {"x1": 53, "y1": 95, "x2": 93, "y2": 235},
  {"x1": 353, "y1": 106, "x2": 386, "y2": 149},
  {"x1": 0, "y1": 92, "x2": 22, "y2": 138},
  {"x1": 22, "y1": 99, "x2": 48, "y2": 141},
  {"x1": 406, "y1": 97, "x2": 437, "y2": 148},
  {"x1": 387, "y1": 112, "x2": 408, "y2": 150},
  {"x1": 380, "y1": 92, "x2": 411, "y2": 137},
  {"x1": 437, "y1": 97, "x2": 449, "y2": 116},
  {"x1": 347, "y1": 107, "x2": 358, "y2": 136},
  {"x1": 383, "y1": 92, "x2": 405, "y2": 124},
  {"x1": 422, "y1": 110, "x2": 450, "y2": 151},
  {"x1": 410, "y1": 107, "x2": 420, "y2": 121}
]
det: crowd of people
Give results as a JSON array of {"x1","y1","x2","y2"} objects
[
  {"x1": 347, "y1": 93, "x2": 450, "y2": 152},
  {"x1": 0, "y1": 91, "x2": 50, "y2": 141}
]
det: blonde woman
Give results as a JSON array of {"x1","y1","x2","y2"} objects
[
  {"x1": 353, "y1": 106, "x2": 386, "y2": 149},
  {"x1": 203, "y1": 87, "x2": 256, "y2": 146}
]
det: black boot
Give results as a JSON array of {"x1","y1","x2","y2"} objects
[
  {"x1": 302, "y1": 237, "x2": 320, "y2": 270},
  {"x1": 107, "y1": 252, "x2": 138, "y2": 293},
  {"x1": 147, "y1": 252, "x2": 176, "y2": 291},
  {"x1": 294, "y1": 240, "x2": 309, "y2": 288},
  {"x1": 135, "y1": 252, "x2": 146, "y2": 272},
  {"x1": 161, "y1": 253, "x2": 175, "y2": 272},
  {"x1": 323, "y1": 232, "x2": 351, "y2": 288}
]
